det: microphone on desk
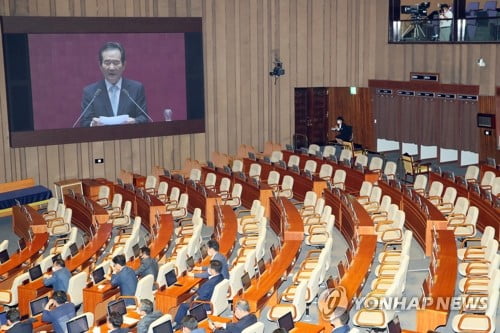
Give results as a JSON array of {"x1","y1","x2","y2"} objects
[
  {"x1": 72, "y1": 88, "x2": 102, "y2": 128},
  {"x1": 122, "y1": 88, "x2": 154, "y2": 123}
]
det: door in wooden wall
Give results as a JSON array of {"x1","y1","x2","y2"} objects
[{"x1": 294, "y1": 87, "x2": 329, "y2": 146}]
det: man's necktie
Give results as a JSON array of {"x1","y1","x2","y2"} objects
[{"x1": 110, "y1": 85, "x2": 119, "y2": 116}]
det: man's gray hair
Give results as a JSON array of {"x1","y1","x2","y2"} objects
[
  {"x1": 140, "y1": 299, "x2": 154, "y2": 314},
  {"x1": 235, "y1": 299, "x2": 250, "y2": 312}
]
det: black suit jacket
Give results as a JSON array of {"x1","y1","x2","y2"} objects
[
  {"x1": 336, "y1": 125, "x2": 353, "y2": 141},
  {"x1": 6, "y1": 320, "x2": 33, "y2": 333},
  {"x1": 214, "y1": 314, "x2": 257, "y2": 333},
  {"x1": 80, "y1": 78, "x2": 148, "y2": 127}
]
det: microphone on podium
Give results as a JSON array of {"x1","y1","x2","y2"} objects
[
  {"x1": 122, "y1": 88, "x2": 153, "y2": 123},
  {"x1": 73, "y1": 88, "x2": 102, "y2": 128}
]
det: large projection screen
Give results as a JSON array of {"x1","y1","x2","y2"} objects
[{"x1": 1, "y1": 17, "x2": 205, "y2": 147}]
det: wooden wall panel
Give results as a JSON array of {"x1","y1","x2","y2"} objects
[{"x1": 0, "y1": 0, "x2": 499, "y2": 187}]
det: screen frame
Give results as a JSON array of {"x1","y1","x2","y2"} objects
[
  {"x1": 477, "y1": 113, "x2": 496, "y2": 129},
  {"x1": 1, "y1": 16, "x2": 205, "y2": 147}
]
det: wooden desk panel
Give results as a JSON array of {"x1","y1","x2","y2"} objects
[
  {"x1": 64, "y1": 194, "x2": 108, "y2": 232},
  {"x1": 82, "y1": 178, "x2": 114, "y2": 201},
  {"x1": 236, "y1": 199, "x2": 303, "y2": 312},
  {"x1": 136, "y1": 193, "x2": 166, "y2": 233},
  {"x1": 0, "y1": 207, "x2": 48, "y2": 279},
  {"x1": 13, "y1": 205, "x2": 46, "y2": 238},
  {"x1": 429, "y1": 172, "x2": 500, "y2": 241},
  {"x1": 417, "y1": 230, "x2": 457, "y2": 332},
  {"x1": 18, "y1": 223, "x2": 113, "y2": 317},
  {"x1": 378, "y1": 181, "x2": 447, "y2": 255},
  {"x1": 83, "y1": 282, "x2": 120, "y2": 313}
]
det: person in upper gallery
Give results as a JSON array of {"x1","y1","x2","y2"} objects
[
  {"x1": 0, "y1": 309, "x2": 34, "y2": 333},
  {"x1": 135, "y1": 246, "x2": 159, "y2": 282},
  {"x1": 439, "y1": 4, "x2": 453, "y2": 41},
  {"x1": 43, "y1": 258, "x2": 72, "y2": 292},
  {"x1": 331, "y1": 116, "x2": 353, "y2": 144},
  {"x1": 330, "y1": 307, "x2": 350, "y2": 333},
  {"x1": 136, "y1": 299, "x2": 163, "y2": 333},
  {"x1": 173, "y1": 260, "x2": 225, "y2": 328},
  {"x1": 189, "y1": 239, "x2": 229, "y2": 280},
  {"x1": 79, "y1": 41, "x2": 150, "y2": 127},
  {"x1": 107, "y1": 311, "x2": 129, "y2": 333},
  {"x1": 41, "y1": 291, "x2": 76, "y2": 333},
  {"x1": 110, "y1": 254, "x2": 138, "y2": 306},
  {"x1": 210, "y1": 299, "x2": 257, "y2": 333}
]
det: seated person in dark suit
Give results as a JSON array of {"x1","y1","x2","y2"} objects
[
  {"x1": 43, "y1": 259, "x2": 72, "y2": 292},
  {"x1": 79, "y1": 41, "x2": 150, "y2": 127},
  {"x1": 135, "y1": 246, "x2": 159, "y2": 281},
  {"x1": 181, "y1": 315, "x2": 206, "y2": 333},
  {"x1": 111, "y1": 254, "x2": 138, "y2": 306},
  {"x1": 173, "y1": 260, "x2": 225, "y2": 327},
  {"x1": 331, "y1": 116, "x2": 353, "y2": 143},
  {"x1": 107, "y1": 311, "x2": 129, "y2": 333},
  {"x1": 41, "y1": 291, "x2": 76, "y2": 333},
  {"x1": 211, "y1": 299, "x2": 257, "y2": 333},
  {"x1": 0, "y1": 309, "x2": 33, "y2": 333},
  {"x1": 191, "y1": 240, "x2": 229, "y2": 280},
  {"x1": 136, "y1": 299, "x2": 163, "y2": 333}
]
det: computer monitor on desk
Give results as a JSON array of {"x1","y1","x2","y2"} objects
[
  {"x1": 91, "y1": 267, "x2": 106, "y2": 285},
  {"x1": 152, "y1": 320, "x2": 174, "y2": 333},
  {"x1": 189, "y1": 303, "x2": 208, "y2": 322},
  {"x1": 30, "y1": 296, "x2": 49, "y2": 316},
  {"x1": 66, "y1": 315, "x2": 89, "y2": 333},
  {"x1": 29, "y1": 265, "x2": 43, "y2": 281},
  {"x1": 277, "y1": 312, "x2": 294, "y2": 331},
  {"x1": 107, "y1": 299, "x2": 127, "y2": 316},
  {"x1": 0, "y1": 250, "x2": 9, "y2": 264}
]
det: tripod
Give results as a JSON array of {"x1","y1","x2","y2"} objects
[{"x1": 402, "y1": 17, "x2": 427, "y2": 40}]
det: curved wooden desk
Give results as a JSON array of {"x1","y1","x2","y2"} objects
[
  {"x1": 0, "y1": 207, "x2": 49, "y2": 282},
  {"x1": 129, "y1": 213, "x2": 174, "y2": 270},
  {"x1": 234, "y1": 198, "x2": 303, "y2": 313},
  {"x1": 159, "y1": 175, "x2": 219, "y2": 227},
  {"x1": 64, "y1": 194, "x2": 108, "y2": 234},
  {"x1": 18, "y1": 207, "x2": 114, "y2": 317},
  {"x1": 242, "y1": 157, "x2": 327, "y2": 201},
  {"x1": 155, "y1": 205, "x2": 237, "y2": 313},
  {"x1": 428, "y1": 172, "x2": 500, "y2": 241},
  {"x1": 113, "y1": 184, "x2": 166, "y2": 232}
]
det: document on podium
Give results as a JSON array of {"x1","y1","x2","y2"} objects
[{"x1": 98, "y1": 115, "x2": 128, "y2": 125}]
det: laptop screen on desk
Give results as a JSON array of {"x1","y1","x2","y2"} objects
[
  {"x1": 165, "y1": 270, "x2": 177, "y2": 287},
  {"x1": 18, "y1": 238, "x2": 26, "y2": 252},
  {"x1": 0, "y1": 250, "x2": 9, "y2": 263},
  {"x1": 30, "y1": 296, "x2": 49, "y2": 316},
  {"x1": 132, "y1": 244, "x2": 140, "y2": 258},
  {"x1": 257, "y1": 258, "x2": 265, "y2": 275},
  {"x1": 152, "y1": 320, "x2": 173, "y2": 333},
  {"x1": 189, "y1": 303, "x2": 207, "y2": 322},
  {"x1": 91, "y1": 267, "x2": 105, "y2": 285},
  {"x1": 66, "y1": 315, "x2": 89, "y2": 333},
  {"x1": 186, "y1": 256, "x2": 195, "y2": 271},
  {"x1": 107, "y1": 299, "x2": 127, "y2": 316},
  {"x1": 69, "y1": 243, "x2": 78, "y2": 258},
  {"x1": 241, "y1": 272, "x2": 251, "y2": 291},
  {"x1": 29, "y1": 264, "x2": 43, "y2": 281},
  {"x1": 278, "y1": 312, "x2": 294, "y2": 331},
  {"x1": 200, "y1": 244, "x2": 208, "y2": 259},
  {"x1": 387, "y1": 316, "x2": 402, "y2": 333}
]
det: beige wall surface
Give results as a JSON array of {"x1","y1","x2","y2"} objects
[{"x1": 0, "y1": 0, "x2": 498, "y2": 187}]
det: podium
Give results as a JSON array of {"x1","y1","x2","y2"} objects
[{"x1": 53, "y1": 179, "x2": 83, "y2": 203}]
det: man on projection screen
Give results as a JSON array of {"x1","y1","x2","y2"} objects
[{"x1": 78, "y1": 41, "x2": 150, "y2": 127}]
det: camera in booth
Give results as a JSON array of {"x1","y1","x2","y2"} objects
[{"x1": 401, "y1": 1, "x2": 430, "y2": 17}]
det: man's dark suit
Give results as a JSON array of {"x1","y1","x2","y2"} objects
[
  {"x1": 43, "y1": 267, "x2": 72, "y2": 292},
  {"x1": 111, "y1": 266, "x2": 138, "y2": 306},
  {"x1": 135, "y1": 257, "x2": 159, "y2": 281},
  {"x1": 214, "y1": 313, "x2": 258, "y2": 333},
  {"x1": 109, "y1": 328, "x2": 129, "y2": 333},
  {"x1": 174, "y1": 274, "x2": 225, "y2": 324},
  {"x1": 5, "y1": 320, "x2": 33, "y2": 333},
  {"x1": 41, "y1": 302, "x2": 76, "y2": 333},
  {"x1": 194, "y1": 253, "x2": 230, "y2": 280},
  {"x1": 80, "y1": 78, "x2": 148, "y2": 127},
  {"x1": 336, "y1": 125, "x2": 353, "y2": 142}
]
